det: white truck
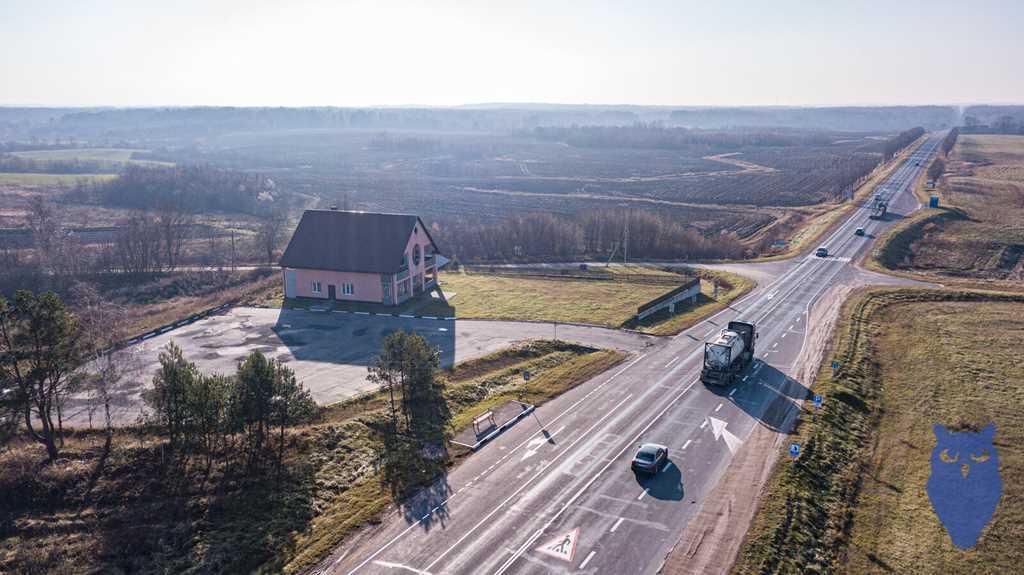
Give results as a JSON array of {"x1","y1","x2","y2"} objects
[{"x1": 700, "y1": 321, "x2": 757, "y2": 386}]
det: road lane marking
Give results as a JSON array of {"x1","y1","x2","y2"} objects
[
  {"x1": 492, "y1": 379, "x2": 700, "y2": 575},
  {"x1": 610, "y1": 517, "x2": 625, "y2": 532},
  {"x1": 423, "y1": 393, "x2": 636, "y2": 573},
  {"x1": 682, "y1": 439, "x2": 692, "y2": 450},
  {"x1": 637, "y1": 489, "x2": 649, "y2": 501},
  {"x1": 372, "y1": 561, "x2": 432, "y2": 575},
  {"x1": 664, "y1": 356, "x2": 680, "y2": 368},
  {"x1": 728, "y1": 388, "x2": 737, "y2": 397},
  {"x1": 714, "y1": 403, "x2": 723, "y2": 412},
  {"x1": 579, "y1": 550, "x2": 597, "y2": 570},
  {"x1": 699, "y1": 420, "x2": 708, "y2": 430}
]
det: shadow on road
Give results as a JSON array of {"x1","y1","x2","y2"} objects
[
  {"x1": 705, "y1": 361, "x2": 808, "y2": 433},
  {"x1": 402, "y1": 473, "x2": 453, "y2": 531},
  {"x1": 633, "y1": 459, "x2": 685, "y2": 501},
  {"x1": 272, "y1": 307, "x2": 456, "y2": 368}
]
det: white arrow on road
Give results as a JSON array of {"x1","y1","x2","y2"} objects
[
  {"x1": 707, "y1": 416, "x2": 743, "y2": 455},
  {"x1": 521, "y1": 426, "x2": 565, "y2": 461}
]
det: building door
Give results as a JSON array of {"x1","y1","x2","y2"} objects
[
  {"x1": 284, "y1": 270, "x2": 297, "y2": 298},
  {"x1": 328, "y1": 284, "x2": 336, "y2": 300}
]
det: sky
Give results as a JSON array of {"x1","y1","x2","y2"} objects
[{"x1": 1, "y1": 0, "x2": 1021, "y2": 108}]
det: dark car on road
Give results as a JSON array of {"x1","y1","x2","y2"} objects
[
  {"x1": 855, "y1": 227, "x2": 865, "y2": 236},
  {"x1": 631, "y1": 443, "x2": 668, "y2": 475}
]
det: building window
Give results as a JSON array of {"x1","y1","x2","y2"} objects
[
  {"x1": 342, "y1": 282, "x2": 354, "y2": 295},
  {"x1": 311, "y1": 281, "x2": 322, "y2": 294},
  {"x1": 413, "y1": 244, "x2": 421, "y2": 266}
]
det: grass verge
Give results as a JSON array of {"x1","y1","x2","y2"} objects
[
  {"x1": 626, "y1": 268, "x2": 755, "y2": 335},
  {"x1": 732, "y1": 288, "x2": 1024, "y2": 575}
]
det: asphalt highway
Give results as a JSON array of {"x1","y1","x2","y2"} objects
[{"x1": 317, "y1": 136, "x2": 943, "y2": 575}]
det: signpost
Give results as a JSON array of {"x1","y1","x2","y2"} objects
[
  {"x1": 789, "y1": 443, "x2": 801, "y2": 458},
  {"x1": 813, "y1": 394, "x2": 823, "y2": 409},
  {"x1": 831, "y1": 360, "x2": 840, "y2": 370}
]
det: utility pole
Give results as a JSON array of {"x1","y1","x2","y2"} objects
[{"x1": 623, "y1": 219, "x2": 629, "y2": 266}]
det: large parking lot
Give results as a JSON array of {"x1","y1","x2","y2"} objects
[{"x1": 66, "y1": 306, "x2": 654, "y2": 426}]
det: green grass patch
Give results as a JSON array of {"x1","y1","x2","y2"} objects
[
  {"x1": 438, "y1": 269, "x2": 675, "y2": 327},
  {"x1": 11, "y1": 148, "x2": 173, "y2": 166},
  {"x1": 0, "y1": 172, "x2": 117, "y2": 185},
  {"x1": 733, "y1": 288, "x2": 1024, "y2": 575}
]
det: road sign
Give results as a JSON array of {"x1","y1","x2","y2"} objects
[
  {"x1": 813, "y1": 394, "x2": 823, "y2": 409},
  {"x1": 789, "y1": 443, "x2": 801, "y2": 458},
  {"x1": 831, "y1": 360, "x2": 840, "y2": 370},
  {"x1": 535, "y1": 527, "x2": 579, "y2": 562}
]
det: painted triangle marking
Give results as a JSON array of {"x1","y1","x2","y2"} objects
[{"x1": 534, "y1": 527, "x2": 579, "y2": 562}]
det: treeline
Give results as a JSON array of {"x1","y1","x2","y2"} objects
[
  {"x1": 67, "y1": 164, "x2": 281, "y2": 215},
  {"x1": 0, "y1": 153, "x2": 117, "y2": 174},
  {"x1": 942, "y1": 127, "x2": 959, "y2": 156},
  {"x1": 433, "y1": 210, "x2": 748, "y2": 262},
  {"x1": 534, "y1": 124, "x2": 835, "y2": 152},
  {"x1": 882, "y1": 127, "x2": 925, "y2": 161}
]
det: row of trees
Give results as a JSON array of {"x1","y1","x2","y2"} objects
[
  {"x1": 66, "y1": 164, "x2": 283, "y2": 215},
  {"x1": 882, "y1": 127, "x2": 926, "y2": 161},
  {"x1": 942, "y1": 127, "x2": 960, "y2": 156},
  {"x1": 535, "y1": 123, "x2": 835, "y2": 152},
  {"x1": 145, "y1": 344, "x2": 317, "y2": 472},
  {"x1": 432, "y1": 210, "x2": 749, "y2": 262},
  {"x1": 0, "y1": 153, "x2": 116, "y2": 174}
]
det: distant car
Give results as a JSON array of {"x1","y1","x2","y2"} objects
[
  {"x1": 915, "y1": 161, "x2": 920, "y2": 166},
  {"x1": 854, "y1": 227, "x2": 865, "y2": 236},
  {"x1": 631, "y1": 443, "x2": 668, "y2": 475},
  {"x1": 815, "y1": 246, "x2": 829, "y2": 257}
]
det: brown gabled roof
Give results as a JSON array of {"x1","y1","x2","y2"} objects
[{"x1": 279, "y1": 209, "x2": 439, "y2": 274}]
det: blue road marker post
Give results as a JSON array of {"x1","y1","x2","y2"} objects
[
  {"x1": 789, "y1": 443, "x2": 801, "y2": 458},
  {"x1": 831, "y1": 360, "x2": 840, "y2": 370},
  {"x1": 523, "y1": 370, "x2": 531, "y2": 381},
  {"x1": 813, "y1": 394, "x2": 823, "y2": 409}
]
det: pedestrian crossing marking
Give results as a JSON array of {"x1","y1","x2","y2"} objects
[{"x1": 535, "y1": 527, "x2": 579, "y2": 562}]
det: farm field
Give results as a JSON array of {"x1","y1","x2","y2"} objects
[
  {"x1": 734, "y1": 289, "x2": 1024, "y2": 575},
  {"x1": 0, "y1": 172, "x2": 116, "y2": 186},
  {"x1": 872, "y1": 135, "x2": 1024, "y2": 287},
  {"x1": 10, "y1": 147, "x2": 172, "y2": 166}
]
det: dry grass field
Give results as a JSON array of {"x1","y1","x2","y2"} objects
[
  {"x1": 733, "y1": 289, "x2": 1024, "y2": 575},
  {"x1": 871, "y1": 135, "x2": 1024, "y2": 288}
]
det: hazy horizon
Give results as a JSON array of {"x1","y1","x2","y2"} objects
[{"x1": 2, "y1": 0, "x2": 1022, "y2": 108}]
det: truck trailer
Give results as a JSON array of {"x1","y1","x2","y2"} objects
[{"x1": 700, "y1": 321, "x2": 756, "y2": 386}]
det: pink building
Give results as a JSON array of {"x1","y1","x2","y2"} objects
[{"x1": 279, "y1": 209, "x2": 442, "y2": 305}]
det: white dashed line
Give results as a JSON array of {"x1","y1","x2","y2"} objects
[
  {"x1": 610, "y1": 517, "x2": 625, "y2": 533},
  {"x1": 664, "y1": 356, "x2": 680, "y2": 368},
  {"x1": 714, "y1": 403, "x2": 723, "y2": 413},
  {"x1": 682, "y1": 439, "x2": 692, "y2": 450},
  {"x1": 699, "y1": 420, "x2": 708, "y2": 430},
  {"x1": 579, "y1": 551, "x2": 597, "y2": 570},
  {"x1": 637, "y1": 489, "x2": 649, "y2": 501},
  {"x1": 728, "y1": 388, "x2": 736, "y2": 397}
]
